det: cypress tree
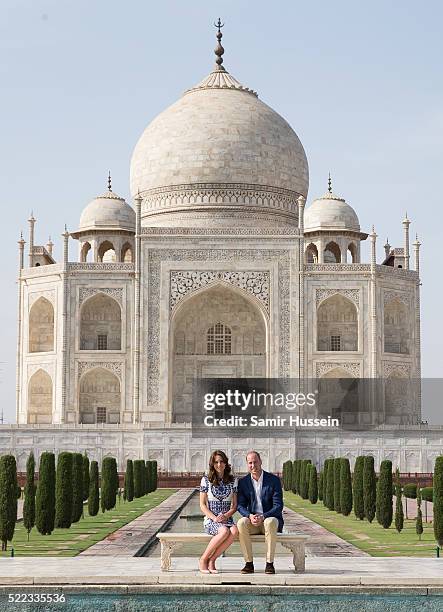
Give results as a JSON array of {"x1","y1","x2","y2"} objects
[
  {"x1": 333, "y1": 458, "x2": 341, "y2": 512},
  {"x1": 88, "y1": 461, "x2": 99, "y2": 516},
  {"x1": 326, "y1": 459, "x2": 335, "y2": 510},
  {"x1": 291, "y1": 460, "x2": 299, "y2": 494},
  {"x1": 363, "y1": 455, "x2": 376, "y2": 523},
  {"x1": 82, "y1": 453, "x2": 90, "y2": 502},
  {"x1": 340, "y1": 458, "x2": 353, "y2": 516},
  {"x1": 145, "y1": 461, "x2": 151, "y2": 494},
  {"x1": 394, "y1": 467, "x2": 404, "y2": 533},
  {"x1": 101, "y1": 457, "x2": 117, "y2": 512},
  {"x1": 318, "y1": 471, "x2": 324, "y2": 502},
  {"x1": 376, "y1": 459, "x2": 393, "y2": 528},
  {"x1": 297, "y1": 459, "x2": 304, "y2": 494},
  {"x1": 152, "y1": 460, "x2": 158, "y2": 492},
  {"x1": 71, "y1": 453, "x2": 84, "y2": 523},
  {"x1": 133, "y1": 460, "x2": 143, "y2": 498},
  {"x1": 0, "y1": 455, "x2": 18, "y2": 551},
  {"x1": 353, "y1": 456, "x2": 365, "y2": 520},
  {"x1": 23, "y1": 451, "x2": 36, "y2": 541},
  {"x1": 55, "y1": 452, "x2": 73, "y2": 528},
  {"x1": 35, "y1": 451, "x2": 55, "y2": 535},
  {"x1": 308, "y1": 465, "x2": 318, "y2": 504},
  {"x1": 124, "y1": 459, "x2": 134, "y2": 502},
  {"x1": 433, "y1": 456, "x2": 443, "y2": 547},
  {"x1": 416, "y1": 484, "x2": 423, "y2": 541},
  {"x1": 300, "y1": 460, "x2": 311, "y2": 499},
  {"x1": 283, "y1": 461, "x2": 292, "y2": 491},
  {"x1": 323, "y1": 460, "x2": 330, "y2": 505}
]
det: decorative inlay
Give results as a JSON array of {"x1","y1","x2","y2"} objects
[
  {"x1": 315, "y1": 362, "x2": 361, "y2": 378},
  {"x1": 29, "y1": 290, "x2": 55, "y2": 306},
  {"x1": 383, "y1": 290, "x2": 410, "y2": 306},
  {"x1": 383, "y1": 362, "x2": 410, "y2": 378},
  {"x1": 147, "y1": 249, "x2": 290, "y2": 404},
  {"x1": 68, "y1": 263, "x2": 134, "y2": 272},
  {"x1": 77, "y1": 361, "x2": 122, "y2": 380},
  {"x1": 316, "y1": 288, "x2": 360, "y2": 308},
  {"x1": 170, "y1": 271, "x2": 270, "y2": 312},
  {"x1": 141, "y1": 227, "x2": 301, "y2": 236},
  {"x1": 78, "y1": 287, "x2": 123, "y2": 306}
]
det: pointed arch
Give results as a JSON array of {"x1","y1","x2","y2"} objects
[
  {"x1": 29, "y1": 297, "x2": 54, "y2": 353},
  {"x1": 384, "y1": 298, "x2": 409, "y2": 354},
  {"x1": 28, "y1": 369, "x2": 53, "y2": 424},
  {"x1": 121, "y1": 242, "x2": 133, "y2": 263},
  {"x1": 347, "y1": 242, "x2": 357, "y2": 263},
  {"x1": 80, "y1": 241, "x2": 92, "y2": 262},
  {"x1": 324, "y1": 241, "x2": 341, "y2": 263},
  {"x1": 97, "y1": 241, "x2": 116, "y2": 262},
  {"x1": 305, "y1": 243, "x2": 318, "y2": 263},
  {"x1": 79, "y1": 367, "x2": 121, "y2": 424},
  {"x1": 80, "y1": 293, "x2": 121, "y2": 350},
  {"x1": 317, "y1": 294, "x2": 358, "y2": 351}
]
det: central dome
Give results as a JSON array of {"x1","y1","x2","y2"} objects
[{"x1": 130, "y1": 45, "x2": 309, "y2": 227}]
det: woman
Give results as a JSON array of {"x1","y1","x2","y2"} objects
[{"x1": 199, "y1": 450, "x2": 238, "y2": 574}]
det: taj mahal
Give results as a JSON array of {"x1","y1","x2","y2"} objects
[{"x1": 3, "y1": 25, "x2": 442, "y2": 474}]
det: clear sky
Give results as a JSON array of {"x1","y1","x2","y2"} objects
[{"x1": 1, "y1": 1, "x2": 442, "y2": 423}]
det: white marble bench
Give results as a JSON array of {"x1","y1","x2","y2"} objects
[{"x1": 156, "y1": 532, "x2": 309, "y2": 572}]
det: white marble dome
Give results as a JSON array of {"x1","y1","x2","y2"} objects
[
  {"x1": 77, "y1": 189, "x2": 135, "y2": 233},
  {"x1": 130, "y1": 65, "x2": 309, "y2": 227},
  {"x1": 304, "y1": 192, "x2": 360, "y2": 233}
]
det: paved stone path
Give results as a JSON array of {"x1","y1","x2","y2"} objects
[
  {"x1": 1, "y1": 556, "x2": 442, "y2": 587},
  {"x1": 80, "y1": 489, "x2": 194, "y2": 557},
  {"x1": 282, "y1": 506, "x2": 369, "y2": 557}
]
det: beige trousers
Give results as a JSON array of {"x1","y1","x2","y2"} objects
[{"x1": 237, "y1": 516, "x2": 278, "y2": 563}]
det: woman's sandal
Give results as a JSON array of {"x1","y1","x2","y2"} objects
[{"x1": 199, "y1": 560, "x2": 210, "y2": 574}]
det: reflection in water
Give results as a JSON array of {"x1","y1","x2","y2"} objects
[{"x1": 144, "y1": 491, "x2": 287, "y2": 557}]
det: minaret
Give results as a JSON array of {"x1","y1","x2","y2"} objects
[
  {"x1": 297, "y1": 196, "x2": 306, "y2": 384},
  {"x1": 28, "y1": 213, "x2": 36, "y2": 267},
  {"x1": 369, "y1": 226, "x2": 377, "y2": 380},
  {"x1": 60, "y1": 225, "x2": 70, "y2": 423},
  {"x1": 384, "y1": 238, "x2": 391, "y2": 259},
  {"x1": 16, "y1": 232, "x2": 26, "y2": 422},
  {"x1": 46, "y1": 236, "x2": 54, "y2": 257},
  {"x1": 413, "y1": 234, "x2": 421, "y2": 276},
  {"x1": 133, "y1": 191, "x2": 142, "y2": 424},
  {"x1": 403, "y1": 213, "x2": 411, "y2": 270}
]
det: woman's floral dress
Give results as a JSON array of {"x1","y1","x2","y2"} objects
[{"x1": 199, "y1": 475, "x2": 238, "y2": 535}]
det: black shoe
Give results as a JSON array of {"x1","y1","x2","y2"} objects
[
  {"x1": 241, "y1": 561, "x2": 254, "y2": 574},
  {"x1": 265, "y1": 562, "x2": 275, "y2": 574}
]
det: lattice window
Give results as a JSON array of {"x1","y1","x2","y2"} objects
[
  {"x1": 330, "y1": 335, "x2": 341, "y2": 351},
  {"x1": 97, "y1": 334, "x2": 108, "y2": 350},
  {"x1": 207, "y1": 323, "x2": 232, "y2": 355},
  {"x1": 96, "y1": 407, "x2": 107, "y2": 423}
]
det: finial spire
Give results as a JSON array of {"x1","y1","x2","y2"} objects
[
  {"x1": 214, "y1": 18, "x2": 225, "y2": 70},
  {"x1": 108, "y1": 171, "x2": 112, "y2": 192},
  {"x1": 328, "y1": 172, "x2": 332, "y2": 194}
]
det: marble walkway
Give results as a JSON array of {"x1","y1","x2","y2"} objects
[{"x1": 79, "y1": 488, "x2": 194, "y2": 556}]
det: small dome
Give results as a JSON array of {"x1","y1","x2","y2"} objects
[
  {"x1": 304, "y1": 191, "x2": 360, "y2": 233},
  {"x1": 78, "y1": 189, "x2": 135, "y2": 233}
]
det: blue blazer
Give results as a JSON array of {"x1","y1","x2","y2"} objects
[{"x1": 237, "y1": 471, "x2": 284, "y2": 532}]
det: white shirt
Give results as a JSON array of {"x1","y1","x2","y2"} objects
[{"x1": 251, "y1": 471, "x2": 264, "y2": 515}]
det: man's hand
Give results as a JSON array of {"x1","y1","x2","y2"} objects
[{"x1": 249, "y1": 513, "x2": 263, "y2": 525}]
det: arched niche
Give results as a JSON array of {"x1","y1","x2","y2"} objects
[
  {"x1": 98, "y1": 241, "x2": 116, "y2": 263},
  {"x1": 348, "y1": 242, "x2": 358, "y2": 263},
  {"x1": 28, "y1": 369, "x2": 53, "y2": 424},
  {"x1": 79, "y1": 367, "x2": 121, "y2": 424},
  {"x1": 384, "y1": 299, "x2": 409, "y2": 354},
  {"x1": 80, "y1": 294, "x2": 121, "y2": 351},
  {"x1": 305, "y1": 243, "x2": 318, "y2": 263},
  {"x1": 324, "y1": 241, "x2": 341, "y2": 263},
  {"x1": 29, "y1": 297, "x2": 54, "y2": 353},
  {"x1": 384, "y1": 370, "x2": 409, "y2": 424},
  {"x1": 318, "y1": 367, "x2": 358, "y2": 422},
  {"x1": 171, "y1": 283, "x2": 267, "y2": 423},
  {"x1": 317, "y1": 294, "x2": 358, "y2": 351},
  {"x1": 121, "y1": 243, "x2": 133, "y2": 263},
  {"x1": 80, "y1": 242, "x2": 92, "y2": 262}
]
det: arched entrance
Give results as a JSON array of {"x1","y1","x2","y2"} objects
[
  {"x1": 79, "y1": 367, "x2": 121, "y2": 424},
  {"x1": 170, "y1": 284, "x2": 268, "y2": 423}
]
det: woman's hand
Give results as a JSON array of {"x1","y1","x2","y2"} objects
[{"x1": 215, "y1": 513, "x2": 226, "y2": 523}]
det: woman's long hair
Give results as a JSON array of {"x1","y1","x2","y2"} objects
[{"x1": 207, "y1": 450, "x2": 234, "y2": 485}]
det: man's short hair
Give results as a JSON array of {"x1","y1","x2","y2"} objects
[{"x1": 246, "y1": 450, "x2": 261, "y2": 461}]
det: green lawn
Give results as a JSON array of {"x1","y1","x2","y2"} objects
[
  {"x1": 284, "y1": 492, "x2": 439, "y2": 557},
  {"x1": 1, "y1": 489, "x2": 175, "y2": 557}
]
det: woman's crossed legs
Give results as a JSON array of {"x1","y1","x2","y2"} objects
[{"x1": 199, "y1": 525, "x2": 239, "y2": 572}]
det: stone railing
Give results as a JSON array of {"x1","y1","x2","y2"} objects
[
  {"x1": 68, "y1": 262, "x2": 134, "y2": 272},
  {"x1": 20, "y1": 263, "x2": 63, "y2": 278}
]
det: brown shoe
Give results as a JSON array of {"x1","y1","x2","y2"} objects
[
  {"x1": 241, "y1": 561, "x2": 254, "y2": 574},
  {"x1": 265, "y1": 562, "x2": 275, "y2": 574}
]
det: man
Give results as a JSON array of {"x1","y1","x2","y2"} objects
[{"x1": 237, "y1": 450, "x2": 284, "y2": 574}]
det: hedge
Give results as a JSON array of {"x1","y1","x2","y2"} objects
[
  {"x1": 55, "y1": 452, "x2": 73, "y2": 529},
  {"x1": 35, "y1": 452, "x2": 55, "y2": 535},
  {"x1": 403, "y1": 483, "x2": 417, "y2": 499},
  {"x1": 0, "y1": 454, "x2": 18, "y2": 550}
]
